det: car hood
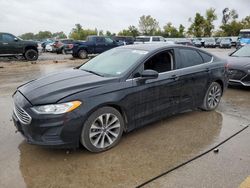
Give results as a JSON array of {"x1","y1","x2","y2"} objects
[
  {"x1": 18, "y1": 69, "x2": 117, "y2": 105},
  {"x1": 227, "y1": 56, "x2": 250, "y2": 69}
]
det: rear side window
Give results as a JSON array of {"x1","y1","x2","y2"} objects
[
  {"x1": 96, "y1": 37, "x2": 105, "y2": 43},
  {"x1": 179, "y1": 49, "x2": 203, "y2": 68},
  {"x1": 198, "y1": 51, "x2": 212, "y2": 63},
  {"x1": 152, "y1": 37, "x2": 160, "y2": 41}
]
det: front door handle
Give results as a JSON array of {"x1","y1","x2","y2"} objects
[
  {"x1": 3, "y1": 43, "x2": 8, "y2": 45},
  {"x1": 206, "y1": 68, "x2": 211, "y2": 73}
]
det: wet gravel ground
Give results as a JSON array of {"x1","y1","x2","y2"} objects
[{"x1": 0, "y1": 49, "x2": 249, "y2": 188}]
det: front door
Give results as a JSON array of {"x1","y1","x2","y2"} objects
[{"x1": 131, "y1": 49, "x2": 183, "y2": 128}]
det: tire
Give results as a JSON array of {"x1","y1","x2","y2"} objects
[
  {"x1": 62, "y1": 49, "x2": 66, "y2": 55},
  {"x1": 200, "y1": 82, "x2": 222, "y2": 111},
  {"x1": 24, "y1": 49, "x2": 38, "y2": 61},
  {"x1": 81, "y1": 107, "x2": 124, "y2": 152},
  {"x1": 78, "y1": 49, "x2": 88, "y2": 59}
]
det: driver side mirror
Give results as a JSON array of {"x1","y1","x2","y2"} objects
[
  {"x1": 138, "y1": 69, "x2": 159, "y2": 81},
  {"x1": 14, "y1": 38, "x2": 18, "y2": 42}
]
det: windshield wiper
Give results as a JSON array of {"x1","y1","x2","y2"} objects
[{"x1": 82, "y1": 69, "x2": 104, "y2": 77}]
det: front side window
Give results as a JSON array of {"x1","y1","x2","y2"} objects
[
  {"x1": 80, "y1": 48, "x2": 148, "y2": 77},
  {"x1": 198, "y1": 51, "x2": 212, "y2": 63},
  {"x1": 104, "y1": 37, "x2": 114, "y2": 44},
  {"x1": 144, "y1": 50, "x2": 174, "y2": 73},
  {"x1": 135, "y1": 37, "x2": 150, "y2": 42},
  {"x1": 179, "y1": 49, "x2": 203, "y2": 68},
  {"x1": 2, "y1": 34, "x2": 15, "y2": 42}
]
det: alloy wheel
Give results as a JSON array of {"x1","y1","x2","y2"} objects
[{"x1": 89, "y1": 113, "x2": 121, "y2": 149}]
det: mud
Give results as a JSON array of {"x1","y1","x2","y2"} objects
[{"x1": 0, "y1": 49, "x2": 249, "y2": 188}]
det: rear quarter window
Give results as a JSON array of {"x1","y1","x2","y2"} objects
[
  {"x1": 198, "y1": 51, "x2": 212, "y2": 63},
  {"x1": 178, "y1": 48, "x2": 203, "y2": 68}
]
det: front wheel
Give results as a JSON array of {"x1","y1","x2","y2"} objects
[
  {"x1": 78, "y1": 49, "x2": 88, "y2": 59},
  {"x1": 200, "y1": 82, "x2": 222, "y2": 111},
  {"x1": 81, "y1": 107, "x2": 124, "y2": 152},
  {"x1": 24, "y1": 49, "x2": 38, "y2": 61}
]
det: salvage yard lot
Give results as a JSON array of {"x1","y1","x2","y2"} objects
[{"x1": 0, "y1": 48, "x2": 249, "y2": 188}]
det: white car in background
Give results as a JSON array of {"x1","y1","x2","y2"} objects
[
  {"x1": 45, "y1": 42, "x2": 54, "y2": 52},
  {"x1": 134, "y1": 36, "x2": 166, "y2": 44}
]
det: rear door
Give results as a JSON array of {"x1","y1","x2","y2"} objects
[
  {"x1": 176, "y1": 48, "x2": 212, "y2": 110},
  {"x1": 95, "y1": 37, "x2": 106, "y2": 53}
]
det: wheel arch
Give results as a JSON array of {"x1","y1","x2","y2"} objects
[
  {"x1": 86, "y1": 103, "x2": 129, "y2": 133},
  {"x1": 24, "y1": 46, "x2": 38, "y2": 53},
  {"x1": 213, "y1": 79, "x2": 224, "y2": 94}
]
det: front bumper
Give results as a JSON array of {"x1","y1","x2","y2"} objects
[
  {"x1": 12, "y1": 91, "x2": 85, "y2": 148},
  {"x1": 228, "y1": 69, "x2": 250, "y2": 87}
]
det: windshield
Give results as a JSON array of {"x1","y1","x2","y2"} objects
[
  {"x1": 239, "y1": 31, "x2": 250, "y2": 38},
  {"x1": 79, "y1": 48, "x2": 148, "y2": 77},
  {"x1": 231, "y1": 45, "x2": 250, "y2": 57}
]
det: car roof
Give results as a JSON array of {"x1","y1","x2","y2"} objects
[{"x1": 116, "y1": 43, "x2": 183, "y2": 51}]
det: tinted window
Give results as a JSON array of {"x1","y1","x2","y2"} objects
[
  {"x1": 179, "y1": 49, "x2": 203, "y2": 68},
  {"x1": 135, "y1": 37, "x2": 150, "y2": 42},
  {"x1": 104, "y1": 37, "x2": 114, "y2": 44},
  {"x1": 2, "y1": 34, "x2": 14, "y2": 42},
  {"x1": 198, "y1": 51, "x2": 212, "y2": 63},
  {"x1": 144, "y1": 50, "x2": 173, "y2": 73},
  {"x1": 152, "y1": 37, "x2": 160, "y2": 41},
  {"x1": 95, "y1": 37, "x2": 105, "y2": 43},
  {"x1": 0, "y1": 34, "x2": 2, "y2": 41}
]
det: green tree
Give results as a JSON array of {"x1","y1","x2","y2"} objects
[
  {"x1": 105, "y1": 31, "x2": 112, "y2": 36},
  {"x1": 163, "y1": 22, "x2": 179, "y2": 37},
  {"x1": 52, "y1": 31, "x2": 67, "y2": 39},
  {"x1": 19, "y1": 32, "x2": 35, "y2": 40},
  {"x1": 222, "y1": 8, "x2": 238, "y2": 24},
  {"x1": 118, "y1": 25, "x2": 139, "y2": 37},
  {"x1": 204, "y1": 8, "x2": 217, "y2": 37},
  {"x1": 138, "y1": 15, "x2": 159, "y2": 35},
  {"x1": 188, "y1": 13, "x2": 205, "y2": 37},
  {"x1": 35, "y1": 31, "x2": 52, "y2": 40},
  {"x1": 178, "y1": 24, "x2": 185, "y2": 37},
  {"x1": 69, "y1": 24, "x2": 97, "y2": 40}
]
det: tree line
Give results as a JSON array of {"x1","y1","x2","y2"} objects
[{"x1": 19, "y1": 7, "x2": 250, "y2": 40}]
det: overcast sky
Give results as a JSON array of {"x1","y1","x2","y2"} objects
[{"x1": 0, "y1": 0, "x2": 249, "y2": 36}]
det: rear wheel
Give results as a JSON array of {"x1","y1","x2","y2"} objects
[
  {"x1": 201, "y1": 82, "x2": 222, "y2": 111},
  {"x1": 24, "y1": 49, "x2": 38, "y2": 61},
  {"x1": 81, "y1": 107, "x2": 124, "y2": 152},
  {"x1": 78, "y1": 49, "x2": 88, "y2": 59}
]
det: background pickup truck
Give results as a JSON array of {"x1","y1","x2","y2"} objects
[
  {"x1": 0, "y1": 32, "x2": 38, "y2": 61},
  {"x1": 72, "y1": 36, "x2": 123, "y2": 59}
]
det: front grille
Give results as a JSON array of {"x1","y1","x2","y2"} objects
[
  {"x1": 228, "y1": 69, "x2": 247, "y2": 80},
  {"x1": 14, "y1": 105, "x2": 32, "y2": 125}
]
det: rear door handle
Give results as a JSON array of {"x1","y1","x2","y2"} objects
[
  {"x1": 206, "y1": 68, "x2": 211, "y2": 73},
  {"x1": 3, "y1": 43, "x2": 8, "y2": 45},
  {"x1": 171, "y1": 74, "x2": 179, "y2": 81}
]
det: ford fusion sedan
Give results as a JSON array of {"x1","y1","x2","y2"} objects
[
  {"x1": 228, "y1": 45, "x2": 250, "y2": 87},
  {"x1": 12, "y1": 44, "x2": 228, "y2": 152}
]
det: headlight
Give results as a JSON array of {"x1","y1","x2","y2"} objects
[{"x1": 32, "y1": 101, "x2": 82, "y2": 114}]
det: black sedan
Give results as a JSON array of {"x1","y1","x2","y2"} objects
[
  {"x1": 12, "y1": 44, "x2": 228, "y2": 152},
  {"x1": 228, "y1": 45, "x2": 250, "y2": 87}
]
